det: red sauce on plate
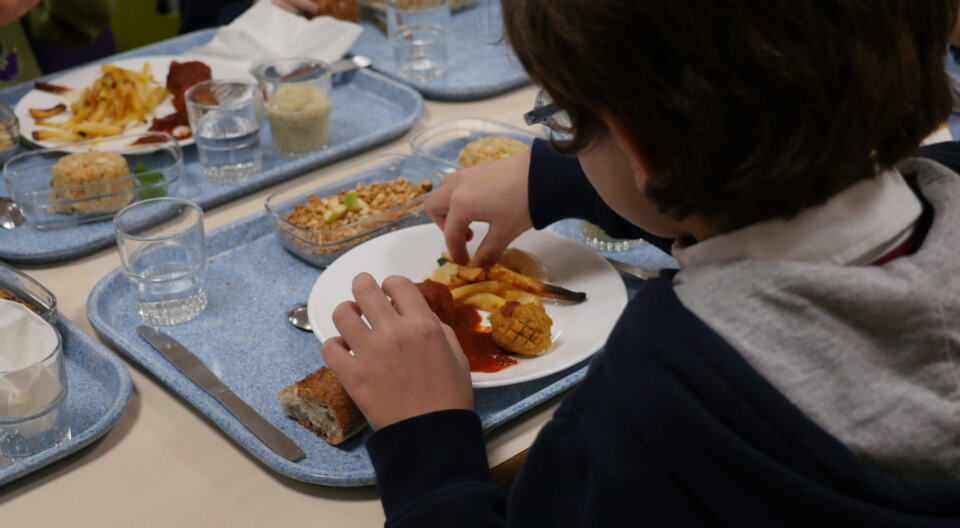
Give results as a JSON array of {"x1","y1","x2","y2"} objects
[{"x1": 451, "y1": 305, "x2": 517, "y2": 373}]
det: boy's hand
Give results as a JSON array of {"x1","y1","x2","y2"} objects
[
  {"x1": 321, "y1": 273, "x2": 474, "y2": 430},
  {"x1": 425, "y1": 149, "x2": 533, "y2": 268},
  {"x1": 0, "y1": 0, "x2": 39, "y2": 25}
]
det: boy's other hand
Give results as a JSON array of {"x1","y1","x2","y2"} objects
[
  {"x1": 0, "y1": 0, "x2": 39, "y2": 25},
  {"x1": 425, "y1": 149, "x2": 533, "y2": 268},
  {"x1": 322, "y1": 273, "x2": 474, "y2": 430},
  {"x1": 265, "y1": 0, "x2": 320, "y2": 17}
]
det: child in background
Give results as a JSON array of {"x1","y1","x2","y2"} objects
[{"x1": 323, "y1": 0, "x2": 960, "y2": 525}]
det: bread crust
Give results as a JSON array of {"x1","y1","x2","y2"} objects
[{"x1": 277, "y1": 367, "x2": 366, "y2": 445}]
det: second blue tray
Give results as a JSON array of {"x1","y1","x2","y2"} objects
[
  {"x1": 351, "y1": 0, "x2": 529, "y2": 101},
  {"x1": 0, "y1": 30, "x2": 424, "y2": 264}
]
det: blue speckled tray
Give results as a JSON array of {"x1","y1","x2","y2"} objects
[
  {"x1": 0, "y1": 29, "x2": 424, "y2": 264},
  {"x1": 85, "y1": 201, "x2": 659, "y2": 486},
  {"x1": 352, "y1": 0, "x2": 529, "y2": 101},
  {"x1": 0, "y1": 317, "x2": 133, "y2": 486}
]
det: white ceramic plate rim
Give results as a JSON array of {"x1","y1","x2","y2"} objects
[
  {"x1": 307, "y1": 223, "x2": 628, "y2": 388},
  {"x1": 15, "y1": 55, "x2": 253, "y2": 152}
]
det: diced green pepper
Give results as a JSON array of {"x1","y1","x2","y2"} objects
[
  {"x1": 344, "y1": 190, "x2": 358, "y2": 210},
  {"x1": 325, "y1": 204, "x2": 348, "y2": 223}
]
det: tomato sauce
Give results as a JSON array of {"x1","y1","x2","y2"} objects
[{"x1": 452, "y1": 305, "x2": 517, "y2": 373}]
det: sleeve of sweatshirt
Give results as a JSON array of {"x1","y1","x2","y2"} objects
[
  {"x1": 527, "y1": 139, "x2": 675, "y2": 254},
  {"x1": 366, "y1": 410, "x2": 507, "y2": 527}
]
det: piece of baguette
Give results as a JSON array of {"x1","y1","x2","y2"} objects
[{"x1": 277, "y1": 367, "x2": 366, "y2": 445}]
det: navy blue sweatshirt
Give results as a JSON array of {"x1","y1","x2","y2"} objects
[{"x1": 366, "y1": 139, "x2": 960, "y2": 526}]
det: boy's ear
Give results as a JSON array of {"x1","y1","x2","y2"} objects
[{"x1": 598, "y1": 109, "x2": 654, "y2": 192}]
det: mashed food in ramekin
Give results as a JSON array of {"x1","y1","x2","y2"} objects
[{"x1": 49, "y1": 151, "x2": 134, "y2": 214}]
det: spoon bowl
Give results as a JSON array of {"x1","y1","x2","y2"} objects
[
  {"x1": 287, "y1": 303, "x2": 312, "y2": 332},
  {"x1": 0, "y1": 197, "x2": 25, "y2": 229}
]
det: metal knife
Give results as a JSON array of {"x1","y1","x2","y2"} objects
[
  {"x1": 605, "y1": 258, "x2": 659, "y2": 280},
  {"x1": 137, "y1": 326, "x2": 305, "y2": 462}
]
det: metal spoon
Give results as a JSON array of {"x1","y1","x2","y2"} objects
[
  {"x1": 0, "y1": 197, "x2": 24, "y2": 229},
  {"x1": 330, "y1": 55, "x2": 373, "y2": 75},
  {"x1": 287, "y1": 303, "x2": 313, "y2": 332}
]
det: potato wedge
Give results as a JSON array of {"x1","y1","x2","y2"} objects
[
  {"x1": 450, "y1": 281, "x2": 509, "y2": 302},
  {"x1": 461, "y1": 293, "x2": 506, "y2": 312},
  {"x1": 502, "y1": 289, "x2": 543, "y2": 306},
  {"x1": 489, "y1": 264, "x2": 586, "y2": 302}
]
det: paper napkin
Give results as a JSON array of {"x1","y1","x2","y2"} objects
[{"x1": 190, "y1": 1, "x2": 364, "y2": 71}]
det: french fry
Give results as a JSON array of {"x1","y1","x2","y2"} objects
[
  {"x1": 31, "y1": 61, "x2": 170, "y2": 142},
  {"x1": 32, "y1": 129, "x2": 81, "y2": 142},
  {"x1": 462, "y1": 293, "x2": 506, "y2": 312},
  {"x1": 430, "y1": 262, "x2": 459, "y2": 286},
  {"x1": 28, "y1": 104, "x2": 66, "y2": 120},
  {"x1": 450, "y1": 281, "x2": 509, "y2": 302},
  {"x1": 74, "y1": 122, "x2": 123, "y2": 136}
]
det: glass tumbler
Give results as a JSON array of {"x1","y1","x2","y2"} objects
[
  {"x1": 387, "y1": 0, "x2": 450, "y2": 82},
  {"x1": 185, "y1": 79, "x2": 262, "y2": 184},
  {"x1": 114, "y1": 198, "x2": 207, "y2": 326},
  {"x1": 0, "y1": 301, "x2": 70, "y2": 460},
  {"x1": 257, "y1": 58, "x2": 333, "y2": 159}
]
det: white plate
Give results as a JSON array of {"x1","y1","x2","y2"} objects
[
  {"x1": 307, "y1": 223, "x2": 628, "y2": 388},
  {"x1": 15, "y1": 55, "x2": 253, "y2": 152}
]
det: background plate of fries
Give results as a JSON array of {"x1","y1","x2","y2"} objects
[
  {"x1": 307, "y1": 223, "x2": 629, "y2": 388},
  {"x1": 14, "y1": 55, "x2": 251, "y2": 152}
]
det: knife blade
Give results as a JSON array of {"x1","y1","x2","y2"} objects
[
  {"x1": 137, "y1": 326, "x2": 305, "y2": 462},
  {"x1": 605, "y1": 258, "x2": 659, "y2": 280}
]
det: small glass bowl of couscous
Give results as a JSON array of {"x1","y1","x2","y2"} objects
[
  {"x1": 408, "y1": 118, "x2": 541, "y2": 171},
  {"x1": 3, "y1": 131, "x2": 182, "y2": 230}
]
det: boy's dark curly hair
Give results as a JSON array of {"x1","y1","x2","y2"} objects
[{"x1": 503, "y1": 0, "x2": 957, "y2": 231}]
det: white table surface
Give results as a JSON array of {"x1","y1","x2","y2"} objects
[{"x1": 0, "y1": 84, "x2": 566, "y2": 527}]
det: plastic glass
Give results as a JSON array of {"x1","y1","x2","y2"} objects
[
  {"x1": 387, "y1": 0, "x2": 450, "y2": 82},
  {"x1": 0, "y1": 101, "x2": 19, "y2": 165},
  {"x1": 257, "y1": 58, "x2": 333, "y2": 159},
  {"x1": 0, "y1": 302, "x2": 70, "y2": 460},
  {"x1": 0, "y1": 261, "x2": 57, "y2": 324},
  {"x1": 579, "y1": 221, "x2": 643, "y2": 252},
  {"x1": 185, "y1": 79, "x2": 262, "y2": 184},
  {"x1": 114, "y1": 198, "x2": 207, "y2": 325},
  {"x1": 3, "y1": 132, "x2": 183, "y2": 230}
]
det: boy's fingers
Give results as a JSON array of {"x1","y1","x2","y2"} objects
[
  {"x1": 351, "y1": 273, "x2": 396, "y2": 329},
  {"x1": 442, "y1": 210, "x2": 472, "y2": 265},
  {"x1": 331, "y1": 300, "x2": 371, "y2": 344},
  {"x1": 470, "y1": 228, "x2": 509, "y2": 268},
  {"x1": 321, "y1": 336, "x2": 359, "y2": 375},
  {"x1": 425, "y1": 174, "x2": 459, "y2": 228},
  {"x1": 381, "y1": 275, "x2": 431, "y2": 316}
]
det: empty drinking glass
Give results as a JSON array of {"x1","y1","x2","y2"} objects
[
  {"x1": 387, "y1": 0, "x2": 450, "y2": 82},
  {"x1": 0, "y1": 300, "x2": 70, "y2": 460},
  {"x1": 185, "y1": 80, "x2": 262, "y2": 184},
  {"x1": 114, "y1": 198, "x2": 207, "y2": 326}
]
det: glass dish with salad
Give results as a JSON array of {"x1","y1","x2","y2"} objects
[{"x1": 3, "y1": 132, "x2": 182, "y2": 229}]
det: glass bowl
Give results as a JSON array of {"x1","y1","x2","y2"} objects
[
  {"x1": 265, "y1": 154, "x2": 448, "y2": 267},
  {"x1": 0, "y1": 101, "x2": 20, "y2": 165},
  {"x1": 0, "y1": 261, "x2": 57, "y2": 323},
  {"x1": 3, "y1": 131, "x2": 183, "y2": 230},
  {"x1": 408, "y1": 117, "x2": 541, "y2": 170}
]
